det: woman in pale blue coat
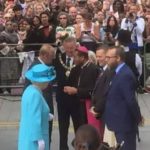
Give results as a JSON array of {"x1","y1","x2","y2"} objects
[{"x1": 18, "y1": 64, "x2": 56, "y2": 150}]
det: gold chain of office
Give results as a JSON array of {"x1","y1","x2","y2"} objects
[{"x1": 59, "y1": 54, "x2": 75, "y2": 77}]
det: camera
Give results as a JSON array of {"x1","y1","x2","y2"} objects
[
  {"x1": 128, "y1": 12, "x2": 134, "y2": 18},
  {"x1": 81, "y1": 30, "x2": 89, "y2": 34}
]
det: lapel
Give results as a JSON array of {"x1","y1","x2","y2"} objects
[
  {"x1": 61, "y1": 53, "x2": 66, "y2": 64},
  {"x1": 93, "y1": 71, "x2": 104, "y2": 92},
  {"x1": 102, "y1": 69, "x2": 117, "y2": 95},
  {"x1": 78, "y1": 62, "x2": 90, "y2": 86},
  {"x1": 93, "y1": 66, "x2": 110, "y2": 91},
  {"x1": 107, "y1": 64, "x2": 127, "y2": 92}
]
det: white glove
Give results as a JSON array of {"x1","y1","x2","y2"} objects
[
  {"x1": 49, "y1": 113, "x2": 54, "y2": 121},
  {"x1": 38, "y1": 139, "x2": 45, "y2": 150}
]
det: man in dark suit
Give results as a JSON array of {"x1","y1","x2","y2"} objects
[
  {"x1": 54, "y1": 37, "x2": 82, "y2": 150},
  {"x1": 90, "y1": 45, "x2": 114, "y2": 141},
  {"x1": 91, "y1": 45, "x2": 111, "y2": 116},
  {"x1": 64, "y1": 46, "x2": 99, "y2": 124},
  {"x1": 104, "y1": 46, "x2": 143, "y2": 150},
  {"x1": 24, "y1": 44, "x2": 55, "y2": 148}
]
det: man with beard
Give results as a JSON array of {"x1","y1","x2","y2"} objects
[{"x1": 104, "y1": 46, "x2": 143, "y2": 150}]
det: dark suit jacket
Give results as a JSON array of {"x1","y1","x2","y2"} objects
[
  {"x1": 92, "y1": 67, "x2": 114, "y2": 116},
  {"x1": 53, "y1": 48, "x2": 76, "y2": 104},
  {"x1": 64, "y1": 65, "x2": 82, "y2": 107},
  {"x1": 67, "y1": 65, "x2": 81, "y2": 88},
  {"x1": 104, "y1": 64, "x2": 142, "y2": 132},
  {"x1": 53, "y1": 48, "x2": 68, "y2": 90},
  {"x1": 77, "y1": 62, "x2": 99, "y2": 99}
]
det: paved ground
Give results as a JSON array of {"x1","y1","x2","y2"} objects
[{"x1": 0, "y1": 93, "x2": 150, "y2": 150}]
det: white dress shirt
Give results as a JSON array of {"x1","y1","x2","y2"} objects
[
  {"x1": 124, "y1": 46, "x2": 142, "y2": 77},
  {"x1": 66, "y1": 55, "x2": 74, "y2": 67},
  {"x1": 121, "y1": 17, "x2": 145, "y2": 47}
]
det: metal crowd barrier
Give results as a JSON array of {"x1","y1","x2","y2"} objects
[
  {"x1": 0, "y1": 43, "x2": 57, "y2": 96},
  {"x1": 0, "y1": 42, "x2": 149, "y2": 96},
  {"x1": 0, "y1": 42, "x2": 104, "y2": 96}
]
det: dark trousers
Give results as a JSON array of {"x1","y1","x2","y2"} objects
[
  {"x1": 57, "y1": 91, "x2": 83, "y2": 150},
  {"x1": 43, "y1": 86, "x2": 54, "y2": 145},
  {"x1": 80, "y1": 101, "x2": 88, "y2": 124},
  {"x1": 115, "y1": 131, "x2": 136, "y2": 150}
]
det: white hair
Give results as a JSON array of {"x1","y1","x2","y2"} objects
[{"x1": 88, "y1": 50, "x2": 97, "y2": 65}]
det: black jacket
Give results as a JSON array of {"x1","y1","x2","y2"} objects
[
  {"x1": 77, "y1": 62, "x2": 99, "y2": 99},
  {"x1": 91, "y1": 68, "x2": 114, "y2": 116},
  {"x1": 53, "y1": 48, "x2": 69, "y2": 89}
]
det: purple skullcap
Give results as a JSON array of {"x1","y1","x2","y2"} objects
[{"x1": 76, "y1": 46, "x2": 88, "y2": 53}]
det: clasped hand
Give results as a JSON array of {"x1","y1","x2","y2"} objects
[
  {"x1": 90, "y1": 106, "x2": 99, "y2": 117},
  {"x1": 64, "y1": 86, "x2": 77, "y2": 95}
]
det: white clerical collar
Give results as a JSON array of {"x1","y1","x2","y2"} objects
[{"x1": 103, "y1": 64, "x2": 108, "y2": 71}]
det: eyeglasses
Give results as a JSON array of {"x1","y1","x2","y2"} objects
[
  {"x1": 106, "y1": 56, "x2": 117, "y2": 60},
  {"x1": 59, "y1": 17, "x2": 67, "y2": 20}
]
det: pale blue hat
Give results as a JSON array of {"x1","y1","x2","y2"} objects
[{"x1": 25, "y1": 64, "x2": 56, "y2": 83}]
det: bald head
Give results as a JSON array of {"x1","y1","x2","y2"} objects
[
  {"x1": 69, "y1": 6, "x2": 77, "y2": 15},
  {"x1": 39, "y1": 44, "x2": 55, "y2": 65}
]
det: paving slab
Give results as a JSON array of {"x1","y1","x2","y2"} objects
[{"x1": 0, "y1": 93, "x2": 149, "y2": 150}]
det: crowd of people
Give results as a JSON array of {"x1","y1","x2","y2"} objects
[
  {"x1": 0, "y1": 0, "x2": 150, "y2": 90},
  {"x1": 0, "y1": 0, "x2": 149, "y2": 150},
  {"x1": 0, "y1": 0, "x2": 149, "y2": 50}
]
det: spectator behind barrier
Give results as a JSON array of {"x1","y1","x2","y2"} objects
[{"x1": 0, "y1": 20, "x2": 19, "y2": 44}]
